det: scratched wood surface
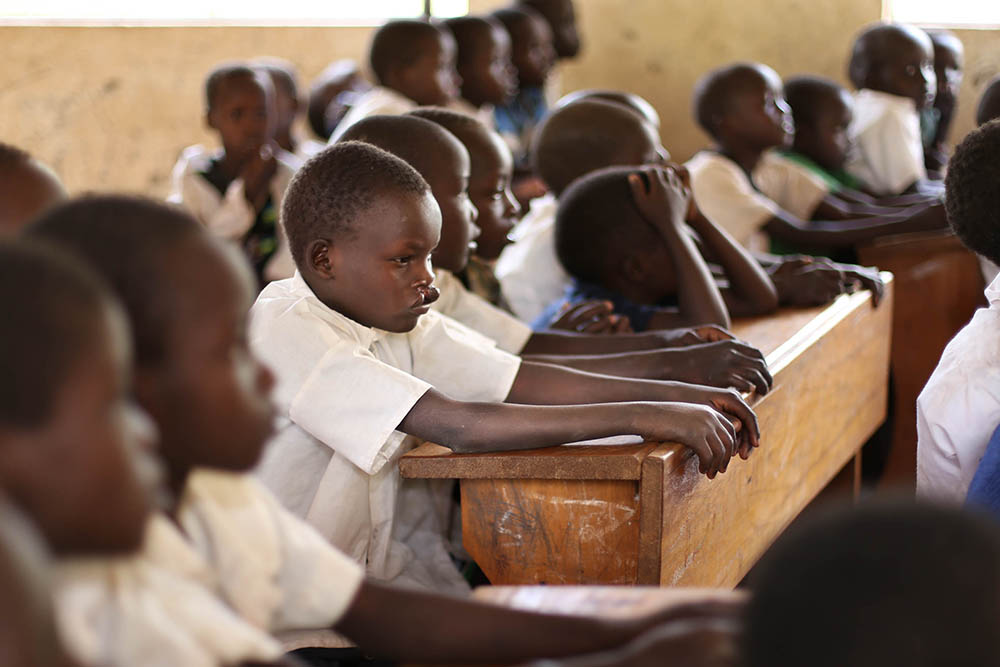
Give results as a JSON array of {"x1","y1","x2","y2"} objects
[
  {"x1": 402, "y1": 280, "x2": 893, "y2": 586},
  {"x1": 637, "y1": 285, "x2": 892, "y2": 586},
  {"x1": 471, "y1": 585, "x2": 744, "y2": 618},
  {"x1": 858, "y1": 232, "x2": 984, "y2": 491}
]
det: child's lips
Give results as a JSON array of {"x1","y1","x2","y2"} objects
[{"x1": 411, "y1": 285, "x2": 440, "y2": 312}]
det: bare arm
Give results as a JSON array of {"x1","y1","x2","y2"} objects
[
  {"x1": 763, "y1": 201, "x2": 947, "y2": 249},
  {"x1": 336, "y1": 580, "x2": 744, "y2": 664},
  {"x1": 686, "y1": 211, "x2": 777, "y2": 318}
]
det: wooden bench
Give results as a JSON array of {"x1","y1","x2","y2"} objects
[
  {"x1": 856, "y1": 231, "x2": 984, "y2": 490},
  {"x1": 400, "y1": 278, "x2": 893, "y2": 587}
]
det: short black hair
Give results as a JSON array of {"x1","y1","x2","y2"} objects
[
  {"x1": 0, "y1": 239, "x2": 116, "y2": 428},
  {"x1": 848, "y1": 22, "x2": 932, "y2": 90},
  {"x1": 339, "y1": 114, "x2": 467, "y2": 183},
  {"x1": 369, "y1": 20, "x2": 444, "y2": 85},
  {"x1": 443, "y1": 16, "x2": 500, "y2": 66},
  {"x1": 692, "y1": 62, "x2": 767, "y2": 138},
  {"x1": 407, "y1": 107, "x2": 499, "y2": 164},
  {"x1": 744, "y1": 501, "x2": 1000, "y2": 667},
  {"x1": 977, "y1": 76, "x2": 1000, "y2": 126},
  {"x1": 944, "y1": 120, "x2": 1000, "y2": 266},
  {"x1": 204, "y1": 62, "x2": 259, "y2": 111},
  {"x1": 491, "y1": 6, "x2": 535, "y2": 39},
  {"x1": 0, "y1": 143, "x2": 31, "y2": 171},
  {"x1": 783, "y1": 75, "x2": 848, "y2": 129},
  {"x1": 555, "y1": 89, "x2": 660, "y2": 128},
  {"x1": 281, "y1": 141, "x2": 430, "y2": 267},
  {"x1": 27, "y1": 195, "x2": 205, "y2": 368},
  {"x1": 533, "y1": 99, "x2": 650, "y2": 195},
  {"x1": 555, "y1": 166, "x2": 663, "y2": 285},
  {"x1": 253, "y1": 57, "x2": 298, "y2": 100}
]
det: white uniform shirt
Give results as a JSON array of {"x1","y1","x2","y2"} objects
[
  {"x1": 917, "y1": 274, "x2": 1000, "y2": 502},
  {"x1": 685, "y1": 151, "x2": 778, "y2": 252},
  {"x1": 249, "y1": 272, "x2": 521, "y2": 593},
  {"x1": 329, "y1": 86, "x2": 418, "y2": 143},
  {"x1": 753, "y1": 150, "x2": 831, "y2": 221},
  {"x1": 845, "y1": 89, "x2": 927, "y2": 196},
  {"x1": 433, "y1": 269, "x2": 532, "y2": 353},
  {"x1": 494, "y1": 193, "x2": 568, "y2": 323},
  {"x1": 167, "y1": 144, "x2": 297, "y2": 280},
  {"x1": 53, "y1": 516, "x2": 281, "y2": 667}
]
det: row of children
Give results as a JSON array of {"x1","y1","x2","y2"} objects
[{"x1": 6, "y1": 110, "x2": 1000, "y2": 664}]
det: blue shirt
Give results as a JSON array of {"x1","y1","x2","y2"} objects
[{"x1": 532, "y1": 279, "x2": 677, "y2": 333}]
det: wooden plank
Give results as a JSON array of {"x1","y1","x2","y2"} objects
[
  {"x1": 461, "y1": 478, "x2": 642, "y2": 585},
  {"x1": 857, "y1": 232, "x2": 984, "y2": 490},
  {"x1": 638, "y1": 284, "x2": 892, "y2": 587},
  {"x1": 471, "y1": 585, "x2": 744, "y2": 618}
]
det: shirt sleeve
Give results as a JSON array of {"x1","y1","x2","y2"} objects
[
  {"x1": 754, "y1": 153, "x2": 831, "y2": 221},
  {"x1": 850, "y1": 110, "x2": 926, "y2": 196},
  {"x1": 433, "y1": 270, "x2": 533, "y2": 354},
  {"x1": 410, "y1": 310, "x2": 522, "y2": 403},
  {"x1": 689, "y1": 157, "x2": 780, "y2": 248}
]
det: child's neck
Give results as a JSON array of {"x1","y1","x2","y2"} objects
[
  {"x1": 164, "y1": 459, "x2": 193, "y2": 519},
  {"x1": 274, "y1": 129, "x2": 295, "y2": 154},
  {"x1": 715, "y1": 140, "x2": 766, "y2": 175},
  {"x1": 215, "y1": 149, "x2": 251, "y2": 182}
]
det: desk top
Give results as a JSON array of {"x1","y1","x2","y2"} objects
[
  {"x1": 472, "y1": 585, "x2": 744, "y2": 618},
  {"x1": 401, "y1": 278, "x2": 890, "y2": 482}
]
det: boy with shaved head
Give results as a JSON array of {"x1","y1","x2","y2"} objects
[
  {"x1": 0, "y1": 144, "x2": 66, "y2": 237},
  {"x1": 846, "y1": 23, "x2": 941, "y2": 196}
]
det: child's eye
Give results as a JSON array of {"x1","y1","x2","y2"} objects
[
  {"x1": 391, "y1": 256, "x2": 413, "y2": 265},
  {"x1": 904, "y1": 64, "x2": 919, "y2": 77}
]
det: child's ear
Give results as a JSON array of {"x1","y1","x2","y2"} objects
[
  {"x1": 620, "y1": 254, "x2": 648, "y2": 285},
  {"x1": 205, "y1": 108, "x2": 218, "y2": 131},
  {"x1": 308, "y1": 239, "x2": 337, "y2": 279}
]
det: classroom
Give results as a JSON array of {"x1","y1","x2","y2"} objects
[{"x1": 2, "y1": 0, "x2": 1000, "y2": 665}]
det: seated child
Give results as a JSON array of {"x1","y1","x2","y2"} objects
[
  {"x1": 0, "y1": 238, "x2": 282, "y2": 667},
  {"x1": 329, "y1": 20, "x2": 461, "y2": 142},
  {"x1": 519, "y1": 0, "x2": 580, "y2": 61},
  {"x1": 0, "y1": 143, "x2": 66, "y2": 237},
  {"x1": 248, "y1": 141, "x2": 761, "y2": 589},
  {"x1": 168, "y1": 62, "x2": 296, "y2": 284},
  {"x1": 32, "y1": 194, "x2": 747, "y2": 665},
  {"x1": 548, "y1": 165, "x2": 778, "y2": 333},
  {"x1": 743, "y1": 502, "x2": 1000, "y2": 667},
  {"x1": 845, "y1": 23, "x2": 940, "y2": 196},
  {"x1": 917, "y1": 120, "x2": 1000, "y2": 502},
  {"x1": 978, "y1": 76, "x2": 1000, "y2": 126},
  {"x1": 687, "y1": 62, "x2": 946, "y2": 258},
  {"x1": 253, "y1": 57, "x2": 326, "y2": 164},
  {"x1": 351, "y1": 109, "x2": 773, "y2": 391},
  {"x1": 492, "y1": 5, "x2": 557, "y2": 165},
  {"x1": 923, "y1": 30, "x2": 964, "y2": 174},
  {"x1": 443, "y1": 15, "x2": 518, "y2": 119}
]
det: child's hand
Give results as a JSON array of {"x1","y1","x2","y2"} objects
[
  {"x1": 839, "y1": 264, "x2": 885, "y2": 306},
  {"x1": 770, "y1": 259, "x2": 845, "y2": 307},
  {"x1": 682, "y1": 385, "x2": 760, "y2": 460},
  {"x1": 240, "y1": 144, "x2": 279, "y2": 212},
  {"x1": 635, "y1": 402, "x2": 738, "y2": 478},
  {"x1": 627, "y1": 166, "x2": 690, "y2": 235},
  {"x1": 670, "y1": 340, "x2": 772, "y2": 396},
  {"x1": 601, "y1": 618, "x2": 740, "y2": 667},
  {"x1": 549, "y1": 300, "x2": 633, "y2": 334}
]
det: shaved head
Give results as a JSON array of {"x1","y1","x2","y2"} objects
[{"x1": 848, "y1": 22, "x2": 933, "y2": 89}]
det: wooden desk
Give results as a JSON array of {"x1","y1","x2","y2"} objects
[
  {"x1": 401, "y1": 279, "x2": 893, "y2": 588},
  {"x1": 857, "y1": 232, "x2": 984, "y2": 490}
]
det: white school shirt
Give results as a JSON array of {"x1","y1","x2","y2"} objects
[
  {"x1": 328, "y1": 86, "x2": 418, "y2": 143},
  {"x1": 249, "y1": 272, "x2": 521, "y2": 593},
  {"x1": 916, "y1": 274, "x2": 1000, "y2": 502},
  {"x1": 53, "y1": 516, "x2": 281, "y2": 667},
  {"x1": 494, "y1": 193, "x2": 569, "y2": 323},
  {"x1": 432, "y1": 268, "x2": 533, "y2": 353},
  {"x1": 685, "y1": 151, "x2": 777, "y2": 252},
  {"x1": 753, "y1": 150, "x2": 831, "y2": 221},
  {"x1": 845, "y1": 89, "x2": 927, "y2": 196},
  {"x1": 167, "y1": 144, "x2": 297, "y2": 281}
]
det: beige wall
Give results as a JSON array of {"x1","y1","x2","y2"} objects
[{"x1": 2, "y1": 1, "x2": 998, "y2": 197}]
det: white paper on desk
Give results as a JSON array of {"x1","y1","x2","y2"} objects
[{"x1": 562, "y1": 435, "x2": 644, "y2": 447}]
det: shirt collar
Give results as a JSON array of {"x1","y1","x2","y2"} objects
[
  {"x1": 284, "y1": 271, "x2": 387, "y2": 348},
  {"x1": 986, "y1": 272, "x2": 1000, "y2": 307}
]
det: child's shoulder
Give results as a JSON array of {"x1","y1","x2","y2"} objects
[{"x1": 852, "y1": 88, "x2": 919, "y2": 129}]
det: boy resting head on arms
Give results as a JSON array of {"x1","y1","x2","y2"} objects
[
  {"x1": 168, "y1": 62, "x2": 296, "y2": 284},
  {"x1": 845, "y1": 23, "x2": 941, "y2": 196},
  {"x1": 916, "y1": 119, "x2": 1000, "y2": 502},
  {"x1": 249, "y1": 141, "x2": 759, "y2": 590},
  {"x1": 0, "y1": 238, "x2": 283, "y2": 667},
  {"x1": 32, "y1": 195, "x2": 745, "y2": 666},
  {"x1": 687, "y1": 61, "x2": 945, "y2": 260},
  {"x1": 329, "y1": 20, "x2": 461, "y2": 142},
  {"x1": 0, "y1": 143, "x2": 66, "y2": 237},
  {"x1": 346, "y1": 109, "x2": 771, "y2": 392}
]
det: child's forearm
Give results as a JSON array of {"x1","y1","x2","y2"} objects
[
  {"x1": 688, "y1": 213, "x2": 778, "y2": 316},
  {"x1": 764, "y1": 203, "x2": 948, "y2": 249},
  {"x1": 337, "y1": 581, "x2": 740, "y2": 664},
  {"x1": 521, "y1": 329, "x2": 709, "y2": 356},
  {"x1": 657, "y1": 220, "x2": 731, "y2": 329}
]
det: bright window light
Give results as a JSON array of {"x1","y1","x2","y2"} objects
[
  {"x1": 0, "y1": 0, "x2": 468, "y2": 25},
  {"x1": 884, "y1": 0, "x2": 1000, "y2": 28}
]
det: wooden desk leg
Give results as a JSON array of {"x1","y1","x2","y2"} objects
[{"x1": 461, "y1": 478, "x2": 642, "y2": 585}]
